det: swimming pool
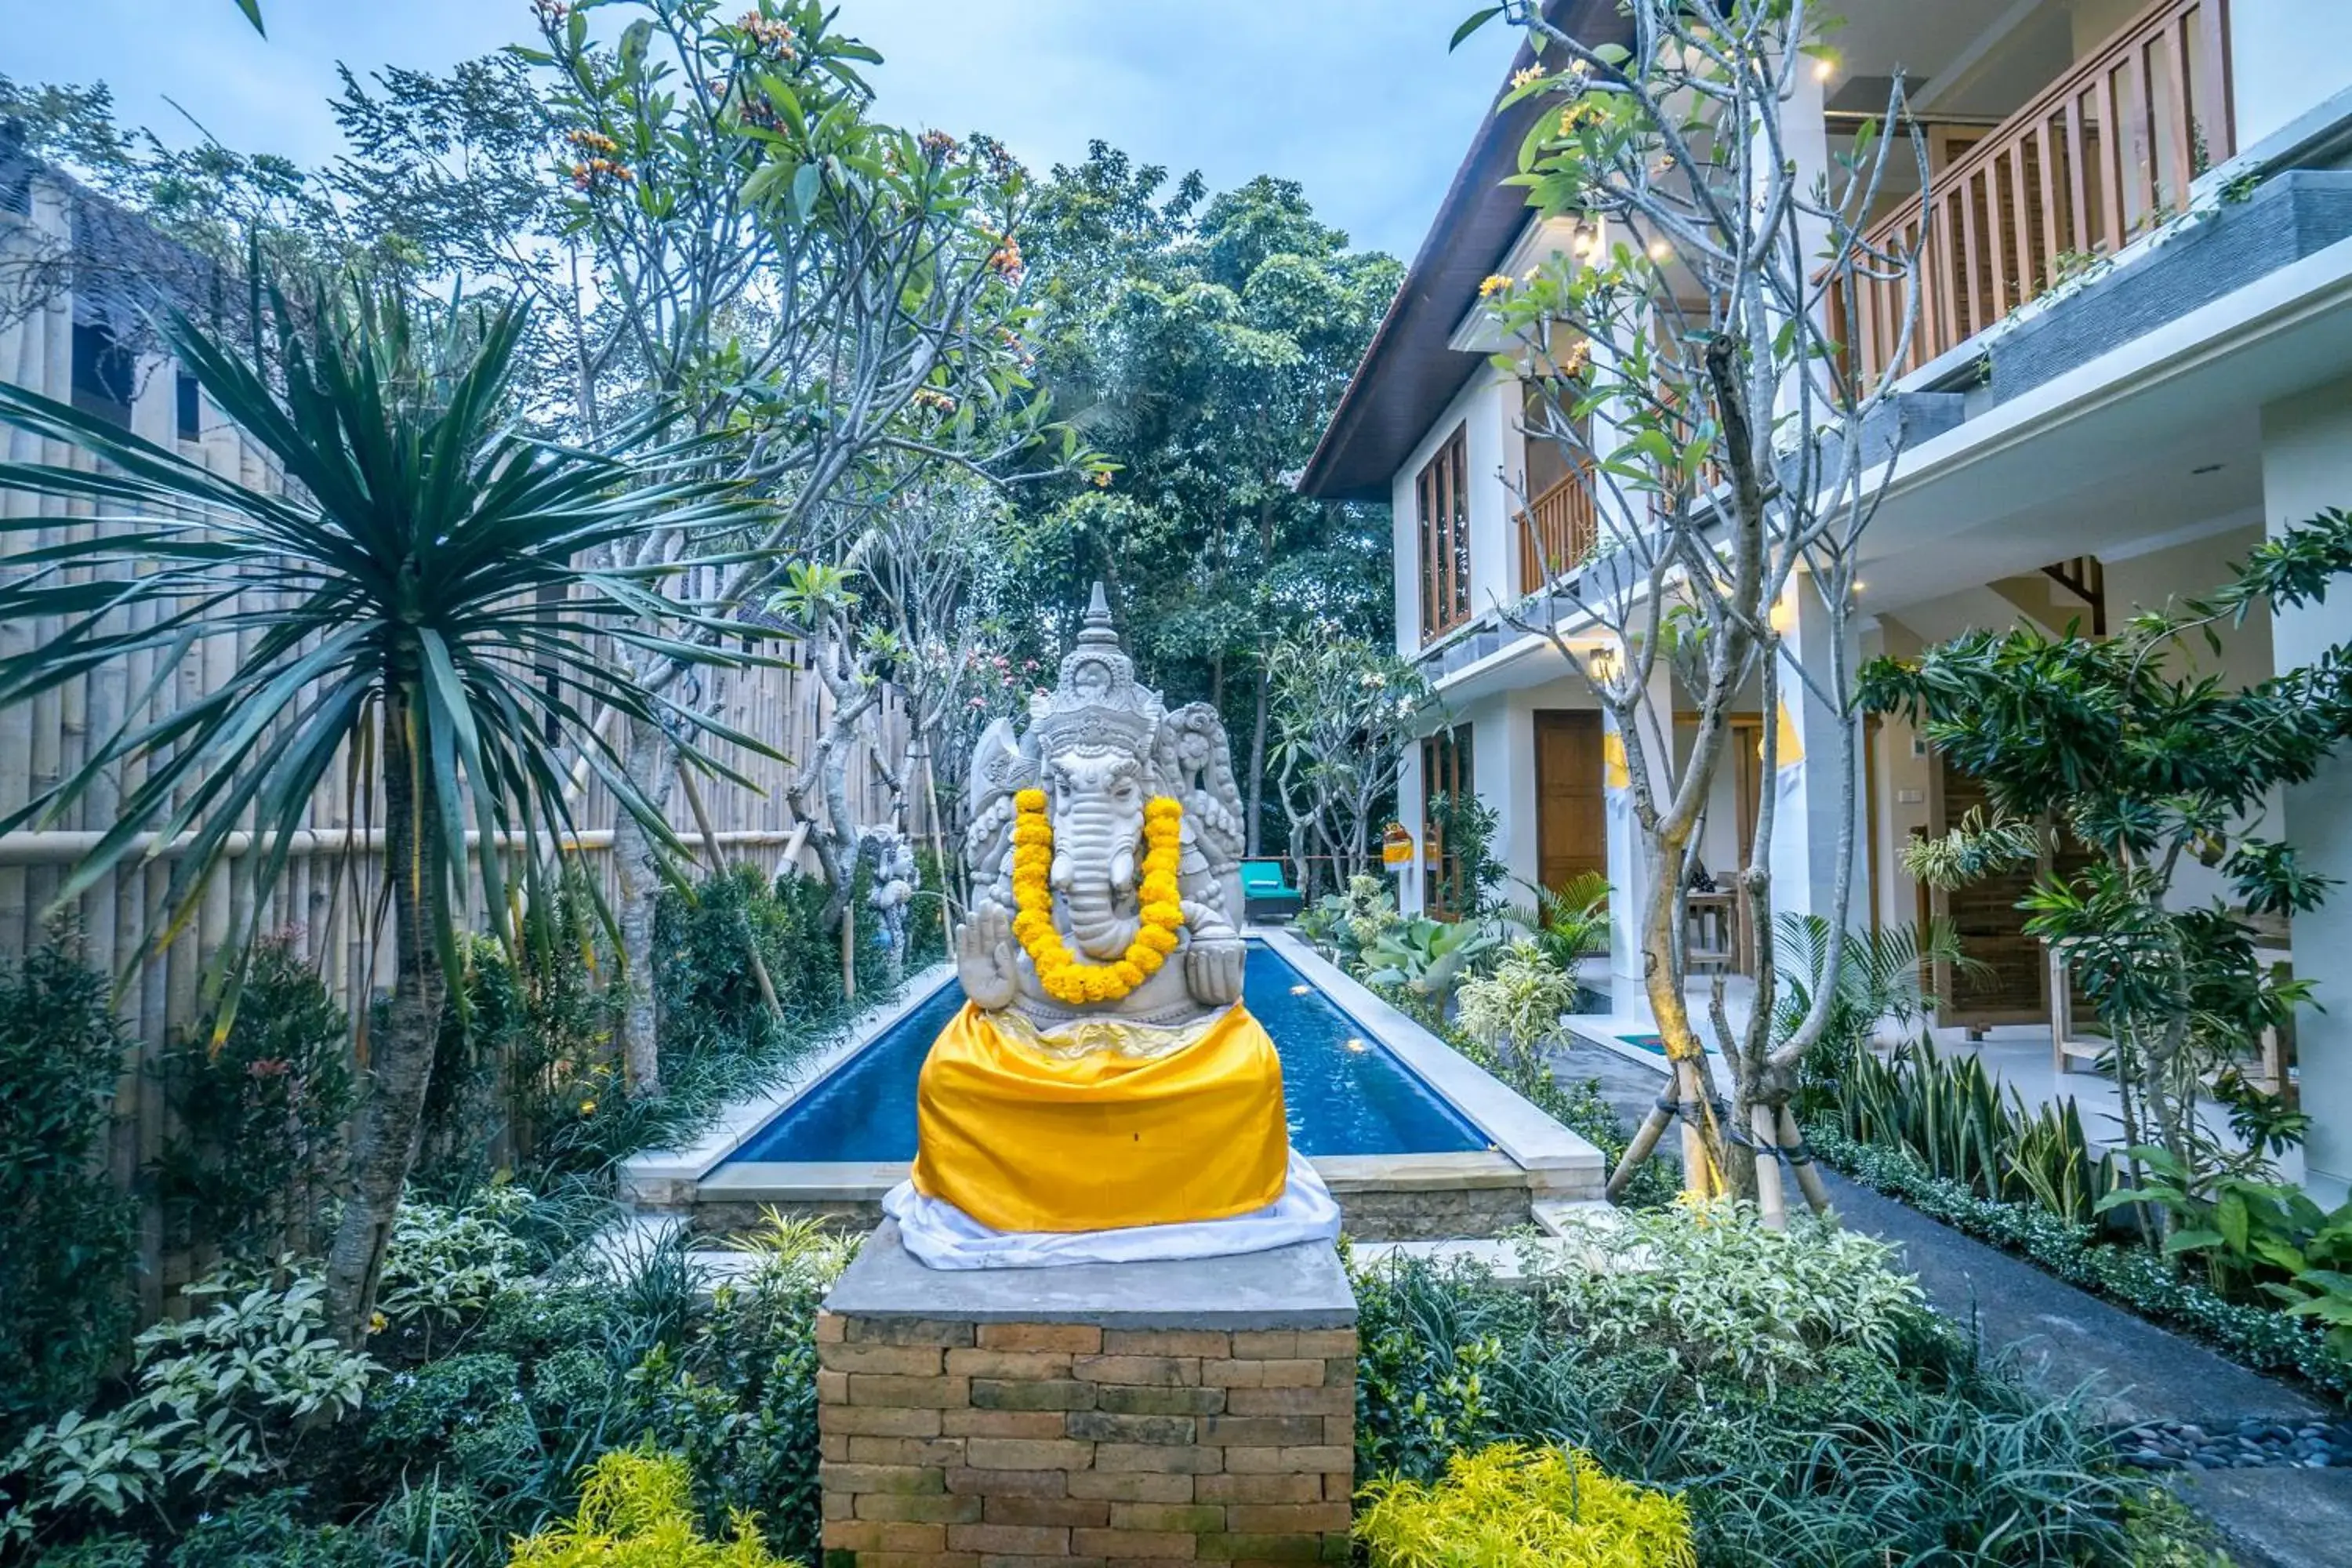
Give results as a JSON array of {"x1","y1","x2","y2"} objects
[{"x1": 722, "y1": 940, "x2": 1486, "y2": 1163}]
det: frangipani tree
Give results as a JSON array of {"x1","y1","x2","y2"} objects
[
  {"x1": 524, "y1": 0, "x2": 1087, "y2": 1083},
  {"x1": 1265, "y1": 623, "x2": 1433, "y2": 898},
  {"x1": 1456, "y1": 0, "x2": 1928, "y2": 1215},
  {"x1": 0, "y1": 289, "x2": 771, "y2": 1343}
]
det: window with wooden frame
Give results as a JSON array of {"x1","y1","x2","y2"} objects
[
  {"x1": 1421, "y1": 723, "x2": 1474, "y2": 919},
  {"x1": 1416, "y1": 425, "x2": 1471, "y2": 642}
]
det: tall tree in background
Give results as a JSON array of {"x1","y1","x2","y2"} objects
[
  {"x1": 1012, "y1": 147, "x2": 1400, "y2": 851},
  {"x1": 519, "y1": 0, "x2": 1083, "y2": 1088}
]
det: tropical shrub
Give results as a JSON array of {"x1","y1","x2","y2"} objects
[
  {"x1": 2094, "y1": 1145, "x2": 2352, "y2": 1356},
  {"x1": 0, "y1": 935, "x2": 137, "y2": 1441},
  {"x1": 1352, "y1": 1239, "x2": 2132, "y2": 1566},
  {"x1": 1543, "y1": 1204, "x2": 1929, "y2": 1390},
  {"x1": 1426, "y1": 790, "x2": 1507, "y2": 919},
  {"x1": 375, "y1": 1186, "x2": 537, "y2": 1341},
  {"x1": 158, "y1": 939, "x2": 354, "y2": 1260},
  {"x1": 1356, "y1": 1442, "x2": 1693, "y2": 1568},
  {"x1": 1362, "y1": 916, "x2": 1501, "y2": 1004},
  {"x1": 0, "y1": 1277, "x2": 374, "y2": 1549},
  {"x1": 1300, "y1": 873, "x2": 1402, "y2": 967},
  {"x1": 1456, "y1": 941, "x2": 1580, "y2": 1069},
  {"x1": 626, "y1": 1214, "x2": 855, "y2": 1555},
  {"x1": 162, "y1": 1490, "x2": 374, "y2": 1568},
  {"x1": 419, "y1": 879, "x2": 617, "y2": 1190},
  {"x1": 1862, "y1": 507, "x2": 2352, "y2": 1225},
  {"x1": 504, "y1": 1447, "x2": 795, "y2": 1566},
  {"x1": 1504, "y1": 869, "x2": 1611, "y2": 979},
  {"x1": 1806, "y1": 1032, "x2": 2118, "y2": 1225},
  {"x1": 1773, "y1": 915, "x2": 1973, "y2": 1063}
]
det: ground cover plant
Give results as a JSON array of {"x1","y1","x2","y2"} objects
[
  {"x1": 1, "y1": 1190, "x2": 853, "y2": 1566},
  {"x1": 1350, "y1": 1207, "x2": 2150, "y2": 1567}
]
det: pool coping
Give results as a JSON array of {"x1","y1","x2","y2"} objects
[{"x1": 619, "y1": 932, "x2": 1606, "y2": 1212}]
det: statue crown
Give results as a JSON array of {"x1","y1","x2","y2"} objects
[{"x1": 1029, "y1": 583, "x2": 1163, "y2": 757}]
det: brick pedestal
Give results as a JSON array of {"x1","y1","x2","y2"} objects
[{"x1": 816, "y1": 1221, "x2": 1356, "y2": 1568}]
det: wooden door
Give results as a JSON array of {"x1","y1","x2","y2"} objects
[
  {"x1": 1534, "y1": 711, "x2": 1606, "y2": 891},
  {"x1": 1730, "y1": 717, "x2": 1763, "y2": 974},
  {"x1": 1928, "y1": 752, "x2": 2047, "y2": 1028}
]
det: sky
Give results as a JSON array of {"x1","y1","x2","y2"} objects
[{"x1": 5, "y1": 0, "x2": 1523, "y2": 264}]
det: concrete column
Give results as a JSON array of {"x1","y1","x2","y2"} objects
[
  {"x1": 1396, "y1": 735, "x2": 1426, "y2": 916},
  {"x1": 1605, "y1": 660, "x2": 1675, "y2": 984},
  {"x1": 1766, "y1": 575, "x2": 1864, "y2": 935},
  {"x1": 2259, "y1": 377, "x2": 2352, "y2": 1200},
  {"x1": 1481, "y1": 693, "x2": 1541, "y2": 895}
]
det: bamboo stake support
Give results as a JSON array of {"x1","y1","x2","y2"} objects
[
  {"x1": 1751, "y1": 1102, "x2": 1787, "y2": 1229},
  {"x1": 1780, "y1": 1105, "x2": 1836, "y2": 1221}
]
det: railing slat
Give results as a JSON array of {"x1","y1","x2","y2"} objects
[
  {"x1": 2162, "y1": 16, "x2": 2194, "y2": 198},
  {"x1": 1515, "y1": 468, "x2": 1598, "y2": 596}
]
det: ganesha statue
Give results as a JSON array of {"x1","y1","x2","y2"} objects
[{"x1": 881, "y1": 585, "x2": 1341, "y2": 1269}]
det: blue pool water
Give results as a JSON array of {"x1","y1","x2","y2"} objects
[{"x1": 723, "y1": 942, "x2": 1486, "y2": 1163}]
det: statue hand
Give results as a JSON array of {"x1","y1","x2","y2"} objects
[
  {"x1": 956, "y1": 902, "x2": 1019, "y2": 1011},
  {"x1": 1185, "y1": 938, "x2": 1247, "y2": 1008}
]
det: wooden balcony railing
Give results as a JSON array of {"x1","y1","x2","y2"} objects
[
  {"x1": 1841, "y1": 0, "x2": 2233, "y2": 388},
  {"x1": 1516, "y1": 467, "x2": 1598, "y2": 593}
]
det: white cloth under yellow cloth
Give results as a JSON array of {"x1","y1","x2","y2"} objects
[{"x1": 884, "y1": 1149, "x2": 1340, "y2": 1269}]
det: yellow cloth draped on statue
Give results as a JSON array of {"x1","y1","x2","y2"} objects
[{"x1": 909, "y1": 1000, "x2": 1291, "y2": 1234}]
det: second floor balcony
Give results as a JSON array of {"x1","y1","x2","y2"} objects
[{"x1": 1834, "y1": 0, "x2": 2237, "y2": 389}]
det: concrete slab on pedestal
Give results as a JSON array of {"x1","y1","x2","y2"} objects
[{"x1": 822, "y1": 1219, "x2": 1356, "y2": 1330}]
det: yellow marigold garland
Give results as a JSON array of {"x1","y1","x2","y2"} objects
[{"x1": 1009, "y1": 788, "x2": 1185, "y2": 1005}]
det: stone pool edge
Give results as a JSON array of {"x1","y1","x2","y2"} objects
[{"x1": 619, "y1": 931, "x2": 1607, "y2": 1236}]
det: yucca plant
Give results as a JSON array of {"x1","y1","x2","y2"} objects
[{"x1": 0, "y1": 287, "x2": 771, "y2": 1343}]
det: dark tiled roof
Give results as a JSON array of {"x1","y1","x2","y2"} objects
[{"x1": 1298, "y1": 2, "x2": 1625, "y2": 503}]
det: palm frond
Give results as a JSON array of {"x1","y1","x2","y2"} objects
[{"x1": 0, "y1": 285, "x2": 779, "y2": 1033}]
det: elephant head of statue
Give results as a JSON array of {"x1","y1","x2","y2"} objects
[{"x1": 1025, "y1": 587, "x2": 1166, "y2": 962}]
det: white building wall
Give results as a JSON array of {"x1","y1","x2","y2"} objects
[
  {"x1": 2230, "y1": 0, "x2": 2352, "y2": 151},
  {"x1": 2258, "y1": 376, "x2": 2352, "y2": 1202},
  {"x1": 1387, "y1": 362, "x2": 1522, "y2": 659}
]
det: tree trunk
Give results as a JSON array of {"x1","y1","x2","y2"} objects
[
  {"x1": 1246, "y1": 665, "x2": 1269, "y2": 857},
  {"x1": 613, "y1": 713, "x2": 676, "y2": 1097},
  {"x1": 323, "y1": 690, "x2": 446, "y2": 1347}
]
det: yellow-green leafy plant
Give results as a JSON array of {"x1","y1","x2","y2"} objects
[
  {"x1": 506, "y1": 1447, "x2": 796, "y2": 1566},
  {"x1": 1456, "y1": 941, "x2": 1580, "y2": 1067},
  {"x1": 1356, "y1": 1442, "x2": 1694, "y2": 1568}
]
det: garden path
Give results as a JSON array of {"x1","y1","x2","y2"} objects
[{"x1": 1547, "y1": 1036, "x2": 2352, "y2": 1568}]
